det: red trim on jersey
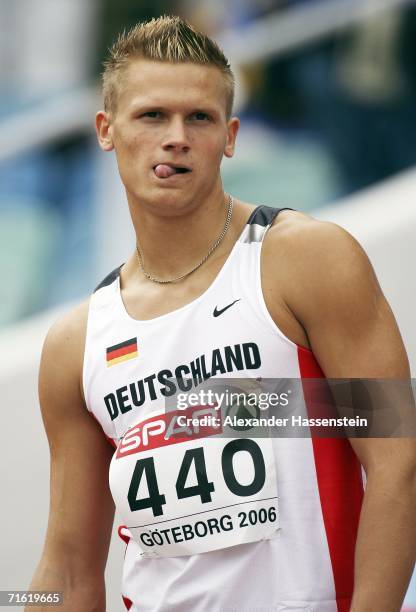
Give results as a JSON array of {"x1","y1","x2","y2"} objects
[
  {"x1": 122, "y1": 595, "x2": 133, "y2": 610},
  {"x1": 118, "y1": 524, "x2": 131, "y2": 546},
  {"x1": 105, "y1": 434, "x2": 117, "y2": 448},
  {"x1": 297, "y1": 346, "x2": 364, "y2": 612},
  {"x1": 118, "y1": 524, "x2": 131, "y2": 562}
]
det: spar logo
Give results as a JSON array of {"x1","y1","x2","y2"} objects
[{"x1": 116, "y1": 405, "x2": 222, "y2": 459}]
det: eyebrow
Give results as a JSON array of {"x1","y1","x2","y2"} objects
[{"x1": 130, "y1": 104, "x2": 220, "y2": 117}]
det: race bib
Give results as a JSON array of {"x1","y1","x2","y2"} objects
[{"x1": 109, "y1": 405, "x2": 279, "y2": 558}]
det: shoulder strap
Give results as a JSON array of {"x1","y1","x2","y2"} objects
[
  {"x1": 94, "y1": 264, "x2": 123, "y2": 293},
  {"x1": 239, "y1": 205, "x2": 294, "y2": 244}
]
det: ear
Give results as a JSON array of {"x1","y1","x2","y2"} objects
[
  {"x1": 95, "y1": 110, "x2": 114, "y2": 151},
  {"x1": 224, "y1": 117, "x2": 240, "y2": 158}
]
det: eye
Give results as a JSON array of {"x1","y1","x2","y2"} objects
[
  {"x1": 191, "y1": 112, "x2": 211, "y2": 121},
  {"x1": 142, "y1": 111, "x2": 162, "y2": 119}
]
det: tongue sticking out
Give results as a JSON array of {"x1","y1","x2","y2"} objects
[{"x1": 154, "y1": 164, "x2": 177, "y2": 179}]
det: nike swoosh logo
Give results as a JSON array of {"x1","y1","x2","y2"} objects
[{"x1": 213, "y1": 299, "x2": 241, "y2": 317}]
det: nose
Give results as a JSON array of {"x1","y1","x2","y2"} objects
[{"x1": 161, "y1": 116, "x2": 190, "y2": 152}]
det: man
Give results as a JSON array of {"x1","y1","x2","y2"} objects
[{"x1": 27, "y1": 15, "x2": 416, "y2": 612}]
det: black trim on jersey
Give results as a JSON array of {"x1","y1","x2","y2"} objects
[
  {"x1": 94, "y1": 265, "x2": 122, "y2": 293},
  {"x1": 247, "y1": 205, "x2": 294, "y2": 227}
]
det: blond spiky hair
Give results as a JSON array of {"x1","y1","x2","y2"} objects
[{"x1": 102, "y1": 15, "x2": 235, "y2": 118}]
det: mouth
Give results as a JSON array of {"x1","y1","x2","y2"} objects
[{"x1": 153, "y1": 164, "x2": 192, "y2": 179}]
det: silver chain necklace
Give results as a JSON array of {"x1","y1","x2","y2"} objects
[{"x1": 136, "y1": 194, "x2": 234, "y2": 284}]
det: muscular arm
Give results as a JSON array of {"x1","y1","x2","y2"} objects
[
  {"x1": 26, "y1": 302, "x2": 115, "y2": 612},
  {"x1": 276, "y1": 218, "x2": 416, "y2": 611}
]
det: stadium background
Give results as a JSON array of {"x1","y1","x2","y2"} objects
[{"x1": 0, "y1": 0, "x2": 415, "y2": 609}]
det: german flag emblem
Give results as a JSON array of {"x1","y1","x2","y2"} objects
[{"x1": 106, "y1": 337, "x2": 138, "y2": 367}]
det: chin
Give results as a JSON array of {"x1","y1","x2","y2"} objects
[{"x1": 141, "y1": 189, "x2": 197, "y2": 217}]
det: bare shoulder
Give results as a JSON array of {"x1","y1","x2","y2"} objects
[
  {"x1": 40, "y1": 298, "x2": 90, "y2": 414},
  {"x1": 262, "y1": 210, "x2": 409, "y2": 378},
  {"x1": 267, "y1": 208, "x2": 359, "y2": 251},
  {"x1": 264, "y1": 208, "x2": 377, "y2": 292},
  {"x1": 42, "y1": 299, "x2": 90, "y2": 371},
  {"x1": 261, "y1": 209, "x2": 383, "y2": 350}
]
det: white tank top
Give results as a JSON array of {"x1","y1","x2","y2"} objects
[{"x1": 83, "y1": 205, "x2": 364, "y2": 612}]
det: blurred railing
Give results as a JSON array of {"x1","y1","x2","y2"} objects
[
  {"x1": 0, "y1": 86, "x2": 99, "y2": 162},
  {"x1": 218, "y1": 0, "x2": 412, "y2": 63}
]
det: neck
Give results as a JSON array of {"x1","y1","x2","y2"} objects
[{"x1": 127, "y1": 186, "x2": 232, "y2": 279}]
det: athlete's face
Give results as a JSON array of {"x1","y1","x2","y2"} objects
[{"x1": 96, "y1": 59, "x2": 239, "y2": 214}]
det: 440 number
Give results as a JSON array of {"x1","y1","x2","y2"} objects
[{"x1": 128, "y1": 439, "x2": 267, "y2": 517}]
